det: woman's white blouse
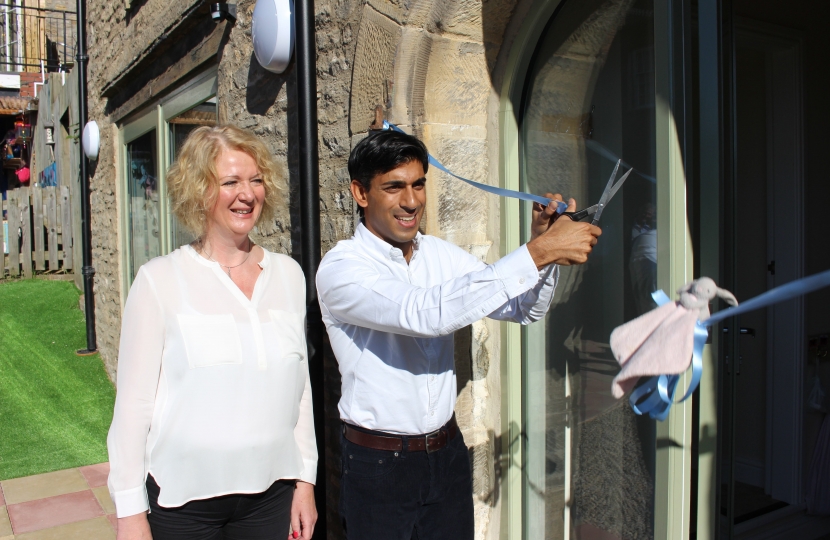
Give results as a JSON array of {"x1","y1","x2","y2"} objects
[{"x1": 107, "y1": 245, "x2": 317, "y2": 518}]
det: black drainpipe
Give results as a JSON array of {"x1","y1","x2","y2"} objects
[
  {"x1": 75, "y1": 0, "x2": 97, "y2": 356},
  {"x1": 295, "y1": 0, "x2": 326, "y2": 536}
]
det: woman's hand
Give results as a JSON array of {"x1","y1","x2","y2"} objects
[
  {"x1": 117, "y1": 512, "x2": 152, "y2": 540},
  {"x1": 288, "y1": 481, "x2": 317, "y2": 540}
]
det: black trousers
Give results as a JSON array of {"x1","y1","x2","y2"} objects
[
  {"x1": 146, "y1": 475, "x2": 294, "y2": 540},
  {"x1": 339, "y1": 424, "x2": 475, "y2": 540}
]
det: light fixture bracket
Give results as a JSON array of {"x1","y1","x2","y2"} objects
[{"x1": 210, "y1": 2, "x2": 237, "y2": 23}]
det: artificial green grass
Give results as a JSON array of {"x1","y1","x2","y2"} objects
[{"x1": 0, "y1": 279, "x2": 115, "y2": 480}]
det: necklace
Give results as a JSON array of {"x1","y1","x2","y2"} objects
[{"x1": 203, "y1": 238, "x2": 252, "y2": 278}]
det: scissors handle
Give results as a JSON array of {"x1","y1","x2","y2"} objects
[
  {"x1": 561, "y1": 208, "x2": 592, "y2": 222},
  {"x1": 561, "y1": 203, "x2": 599, "y2": 222}
]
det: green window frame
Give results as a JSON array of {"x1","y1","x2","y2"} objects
[{"x1": 117, "y1": 67, "x2": 218, "y2": 302}]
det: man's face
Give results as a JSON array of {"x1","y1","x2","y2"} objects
[{"x1": 351, "y1": 160, "x2": 427, "y2": 254}]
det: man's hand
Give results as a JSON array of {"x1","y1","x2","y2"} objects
[
  {"x1": 288, "y1": 481, "x2": 317, "y2": 540},
  {"x1": 117, "y1": 512, "x2": 152, "y2": 540},
  {"x1": 530, "y1": 193, "x2": 569, "y2": 241},
  {"x1": 526, "y1": 198, "x2": 601, "y2": 268}
]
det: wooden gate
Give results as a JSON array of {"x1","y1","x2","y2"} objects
[{"x1": 2, "y1": 186, "x2": 75, "y2": 278}]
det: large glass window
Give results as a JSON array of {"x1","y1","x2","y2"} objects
[
  {"x1": 520, "y1": 1, "x2": 657, "y2": 538},
  {"x1": 126, "y1": 130, "x2": 160, "y2": 276}
]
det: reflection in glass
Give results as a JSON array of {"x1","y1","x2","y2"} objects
[
  {"x1": 520, "y1": 0, "x2": 657, "y2": 538},
  {"x1": 168, "y1": 97, "x2": 218, "y2": 248},
  {"x1": 127, "y1": 130, "x2": 160, "y2": 279}
]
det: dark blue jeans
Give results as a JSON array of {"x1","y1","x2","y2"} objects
[
  {"x1": 146, "y1": 475, "x2": 294, "y2": 540},
  {"x1": 339, "y1": 425, "x2": 475, "y2": 539}
]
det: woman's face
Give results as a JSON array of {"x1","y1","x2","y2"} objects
[{"x1": 207, "y1": 148, "x2": 265, "y2": 239}]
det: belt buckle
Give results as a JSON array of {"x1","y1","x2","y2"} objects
[{"x1": 424, "y1": 428, "x2": 443, "y2": 454}]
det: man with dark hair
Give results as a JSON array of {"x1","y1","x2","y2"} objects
[
  {"x1": 316, "y1": 130, "x2": 600, "y2": 539},
  {"x1": 347, "y1": 130, "x2": 429, "y2": 217}
]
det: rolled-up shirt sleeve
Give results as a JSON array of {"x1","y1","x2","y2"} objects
[
  {"x1": 317, "y1": 244, "x2": 557, "y2": 337},
  {"x1": 107, "y1": 268, "x2": 165, "y2": 517},
  {"x1": 487, "y1": 261, "x2": 559, "y2": 323}
]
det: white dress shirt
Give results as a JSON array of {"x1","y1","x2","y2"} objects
[
  {"x1": 316, "y1": 223, "x2": 558, "y2": 435},
  {"x1": 107, "y1": 245, "x2": 317, "y2": 518}
]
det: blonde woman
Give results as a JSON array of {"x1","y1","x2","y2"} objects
[{"x1": 107, "y1": 125, "x2": 317, "y2": 540}]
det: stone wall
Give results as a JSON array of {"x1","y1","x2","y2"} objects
[{"x1": 86, "y1": 0, "x2": 127, "y2": 378}]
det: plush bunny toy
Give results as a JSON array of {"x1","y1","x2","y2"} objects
[
  {"x1": 609, "y1": 277, "x2": 738, "y2": 398},
  {"x1": 677, "y1": 277, "x2": 738, "y2": 321}
]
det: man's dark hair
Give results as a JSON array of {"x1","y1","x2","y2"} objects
[{"x1": 349, "y1": 130, "x2": 429, "y2": 216}]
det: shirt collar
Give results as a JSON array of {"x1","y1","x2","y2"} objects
[{"x1": 355, "y1": 221, "x2": 421, "y2": 262}]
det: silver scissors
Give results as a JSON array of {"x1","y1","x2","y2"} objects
[{"x1": 561, "y1": 159, "x2": 633, "y2": 225}]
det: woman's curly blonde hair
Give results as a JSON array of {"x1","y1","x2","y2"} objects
[{"x1": 166, "y1": 125, "x2": 283, "y2": 237}]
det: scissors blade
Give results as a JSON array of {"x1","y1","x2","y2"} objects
[
  {"x1": 591, "y1": 160, "x2": 633, "y2": 225},
  {"x1": 589, "y1": 160, "x2": 621, "y2": 225},
  {"x1": 605, "y1": 167, "x2": 634, "y2": 201}
]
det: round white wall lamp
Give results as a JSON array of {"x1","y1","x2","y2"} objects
[
  {"x1": 252, "y1": 0, "x2": 295, "y2": 74},
  {"x1": 82, "y1": 121, "x2": 99, "y2": 161}
]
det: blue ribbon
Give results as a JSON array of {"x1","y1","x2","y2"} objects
[
  {"x1": 629, "y1": 291, "x2": 706, "y2": 421},
  {"x1": 630, "y1": 269, "x2": 830, "y2": 420},
  {"x1": 382, "y1": 121, "x2": 569, "y2": 213}
]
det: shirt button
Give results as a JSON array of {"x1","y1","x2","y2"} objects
[
  {"x1": 430, "y1": 376, "x2": 435, "y2": 381},
  {"x1": 519, "y1": 277, "x2": 526, "y2": 284},
  {"x1": 431, "y1": 411, "x2": 435, "y2": 416}
]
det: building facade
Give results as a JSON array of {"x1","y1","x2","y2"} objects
[{"x1": 81, "y1": 0, "x2": 830, "y2": 538}]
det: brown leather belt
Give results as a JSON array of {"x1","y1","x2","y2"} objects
[{"x1": 343, "y1": 417, "x2": 459, "y2": 453}]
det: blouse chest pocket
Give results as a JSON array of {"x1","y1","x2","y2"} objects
[
  {"x1": 177, "y1": 314, "x2": 243, "y2": 368},
  {"x1": 268, "y1": 310, "x2": 307, "y2": 361}
]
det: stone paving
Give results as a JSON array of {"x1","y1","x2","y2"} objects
[{"x1": 0, "y1": 463, "x2": 115, "y2": 539}]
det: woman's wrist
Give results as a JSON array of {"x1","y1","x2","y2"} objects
[{"x1": 117, "y1": 511, "x2": 152, "y2": 539}]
